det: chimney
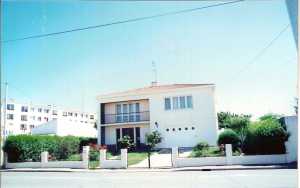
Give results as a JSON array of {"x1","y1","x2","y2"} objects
[{"x1": 151, "y1": 81, "x2": 158, "y2": 87}]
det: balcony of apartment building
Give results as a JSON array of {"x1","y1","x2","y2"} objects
[{"x1": 100, "y1": 99, "x2": 150, "y2": 125}]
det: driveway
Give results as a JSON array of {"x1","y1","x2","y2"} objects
[{"x1": 130, "y1": 148, "x2": 192, "y2": 168}]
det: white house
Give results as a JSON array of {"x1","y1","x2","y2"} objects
[
  {"x1": 31, "y1": 119, "x2": 97, "y2": 137},
  {"x1": 1, "y1": 99, "x2": 97, "y2": 136},
  {"x1": 96, "y1": 83, "x2": 218, "y2": 149}
]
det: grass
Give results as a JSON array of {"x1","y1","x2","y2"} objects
[{"x1": 127, "y1": 152, "x2": 148, "y2": 166}]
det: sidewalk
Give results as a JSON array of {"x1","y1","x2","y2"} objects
[{"x1": 0, "y1": 164, "x2": 294, "y2": 173}]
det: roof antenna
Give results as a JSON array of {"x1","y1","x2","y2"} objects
[{"x1": 151, "y1": 61, "x2": 158, "y2": 87}]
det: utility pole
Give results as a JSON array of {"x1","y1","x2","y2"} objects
[
  {"x1": 151, "y1": 61, "x2": 158, "y2": 86},
  {"x1": 1, "y1": 82, "x2": 8, "y2": 167}
]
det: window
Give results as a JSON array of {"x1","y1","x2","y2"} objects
[
  {"x1": 187, "y1": 96, "x2": 193, "y2": 108},
  {"x1": 21, "y1": 106, "x2": 28, "y2": 112},
  {"x1": 178, "y1": 128, "x2": 182, "y2": 131},
  {"x1": 7, "y1": 114, "x2": 14, "y2": 120},
  {"x1": 172, "y1": 97, "x2": 179, "y2": 109},
  {"x1": 185, "y1": 127, "x2": 188, "y2": 130},
  {"x1": 90, "y1": 115, "x2": 94, "y2": 120},
  {"x1": 172, "y1": 128, "x2": 176, "y2": 131},
  {"x1": 44, "y1": 117, "x2": 48, "y2": 122},
  {"x1": 81, "y1": 114, "x2": 84, "y2": 118},
  {"x1": 30, "y1": 125, "x2": 35, "y2": 129},
  {"x1": 122, "y1": 104, "x2": 128, "y2": 122},
  {"x1": 166, "y1": 128, "x2": 169, "y2": 132},
  {"x1": 52, "y1": 110, "x2": 58, "y2": 115},
  {"x1": 44, "y1": 109, "x2": 49, "y2": 113},
  {"x1": 21, "y1": 115, "x2": 28, "y2": 121},
  {"x1": 31, "y1": 116, "x2": 35, "y2": 120},
  {"x1": 63, "y1": 112, "x2": 67, "y2": 117},
  {"x1": 74, "y1": 113, "x2": 78, "y2": 117},
  {"x1": 164, "y1": 98, "x2": 171, "y2": 110},
  {"x1": 191, "y1": 127, "x2": 195, "y2": 130},
  {"x1": 85, "y1": 114, "x2": 88, "y2": 118},
  {"x1": 30, "y1": 107, "x2": 34, "y2": 112},
  {"x1": 7, "y1": 104, "x2": 14, "y2": 110},
  {"x1": 38, "y1": 117, "x2": 41, "y2": 121},
  {"x1": 179, "y1": 96, "x2": 186, "y2": 109},
  {"x1": 38, "y1": 108, "x2": 42, "y2": 112},
  {"x1": 68, "y1": 112, "x2": 73, "y2": 116},
  {"x1": 20, "y1": 124, "x2": 27, "y2": 131}
]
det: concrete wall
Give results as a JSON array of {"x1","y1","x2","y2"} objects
[
  {"x1": 172, "y1": 145, "x2": 288, "y2": 168},
  {"x1": 32, "y1": 119, "x2": 97, "y2": 137},
  {"x1": 284, "y1": 116, "x2": 298, "y2": 162},
  {"x1": 99, "y1": 149, "x2": 127, "y2": 169},
  {"x1": 5, "y1": 146, "x2": 90, "y2": 169},
  {"x1": 149, "y1": 86, "x2": 218, "y2": 148}
]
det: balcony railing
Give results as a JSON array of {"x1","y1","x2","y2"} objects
[{"x1": 103, "y1": 111, "x2": 150, "y2": 124}]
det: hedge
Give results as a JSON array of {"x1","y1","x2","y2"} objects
[
  {"x1": 244, "y1": 119, "x2": 288, "y2": 155},
  {"x1": 3, "y1": 135, "x2": 95, "y2": 162}
]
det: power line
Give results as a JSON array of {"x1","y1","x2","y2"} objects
[
  {"x1": 2, "y1": 0, "x2": 244, "y2": 43},
  {"x1": 227, "y1": 24, "x2": 290, "y2": 82}
]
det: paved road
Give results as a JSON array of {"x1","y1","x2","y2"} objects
[{"x1": 1, "y1": 169, "x2": 297, "y2": 188}]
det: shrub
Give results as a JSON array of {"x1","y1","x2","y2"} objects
[
  {"x1": 118, "y1": 136, "x2": 135, "y2": 149},
  {"x1": 57, "y1": 136, "x2": 80, "y2": 159},
  {"x1": 244, "y1": 119, "x2": 288, "y2": 155},
  {"x1": 3, "y1": 135, "x2": 81, "y2": 162},
  {"x1": 217, "y1": 129, "x2": 240, "y2": 151},
  {"x1": 193, "y1": 142, "x2": 209, "y2": 152},
  {"x1": 79, "y1": 137, "x2": 97, "y2": 152}
]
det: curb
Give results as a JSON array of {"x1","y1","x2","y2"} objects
[{"x1": 0, "y1": 165, "x2": 293, "y2": 173}]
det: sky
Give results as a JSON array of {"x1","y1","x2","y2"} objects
[{"x1": 1, "y1": 0, "x2": 297, "y2": 119}]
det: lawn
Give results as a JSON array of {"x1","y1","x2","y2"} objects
[
  {"x1": 127, "y1": 152, "x2": 148, "y2": 166},
  {"x1": 88, "y1": 151, "x2": 148, "y2": 169}
]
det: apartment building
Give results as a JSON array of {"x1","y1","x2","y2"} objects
[
  {"x1": 96, "y1": 83, "x2": 218, "y2": 149},
  {"x1": 1, "y1": 99, "x2": 96, "y2": 136}
]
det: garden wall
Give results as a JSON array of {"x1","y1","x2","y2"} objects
[
  {"x1": 99, "y1": 149, "x2": 127, "y2": 169},
  {"x1": 172, "y1": 144, "x2": 288, "y2": 168},
  {"x1": 5, "y1": 146, "x2": 89, "y2": 169}
]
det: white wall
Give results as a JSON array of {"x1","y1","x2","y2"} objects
[
  {"x1": 284, "y1": 116, "x2": 298, "y2": 162},
  {"x1": 32, "y1": 119, "x2": 97, "y2": 137},
  {"x1": 149, "y1": 86, "x2": 218, "y2": 148}
]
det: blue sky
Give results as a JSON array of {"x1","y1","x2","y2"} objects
[{"x1": 1, "y1": 1, "x2": 297, "y2": 118}]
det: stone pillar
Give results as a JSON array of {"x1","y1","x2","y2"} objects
[
  {"x1": 225, "y1": 144, "x2": 233, "y2": 165},
  {"x1": 41, "y1": 151, "x2": 48, "y2": 168},
  {"x1": 171, "y1": 147, "x2": 178, "y2": 168},
  {"x1": 121, "y1": 149, "x2": 128, "y2": 169},
  {"x1": 100, "y1": 149, "x2": 106, "y2": 163},
  {"x1": 82, "y1": 146, "x2": 90, "y2": 169}
]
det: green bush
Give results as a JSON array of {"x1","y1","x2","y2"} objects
[
  {"x1": 217, "y1": 129, "x2": 240, "y2": 151},
  {"x1": 3, "y1": 135, "x2": 81, "y2": 162},
  {"x1": 89, "y1": 147, "x2": 100, "y2": 161},
  {"x1": 193, "y1": 142, "x2": 209, "y2": 152},
  {"x1": 244, "y1": 119, "x2": 288, "y2": 155},
  {"x1": 118, "y1": 135, "x2": 135, "y2": 149}
]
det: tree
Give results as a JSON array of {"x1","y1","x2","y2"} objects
[
  {"x1": 227, "y1": 116, "x2": 250, "y2": 151},
  {"x1": 217, "y1": 112, "x2": 232, "y2": 129},
  {"x1": 259, "y1": 113, "x2": 282, "y2": 121},
  {"x1": 145, "y1": 131, "x2": 162, "y2": 168}
]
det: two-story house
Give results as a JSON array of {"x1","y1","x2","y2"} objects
[{"x1": 96, "y1": 83, "x2": 218, "y2": 149}]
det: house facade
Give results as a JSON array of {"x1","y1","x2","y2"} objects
[{"x1": 96, "y1": 84, "x2": 218, "y2": 148}]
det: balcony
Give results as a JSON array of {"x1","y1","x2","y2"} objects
[{"x1": 103, "y1": 111, "x2": 149, "y2": 124}]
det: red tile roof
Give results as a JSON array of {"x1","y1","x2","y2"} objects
[{"x1": 99, "y1": 83, "x2": 214, "y2": 98}]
